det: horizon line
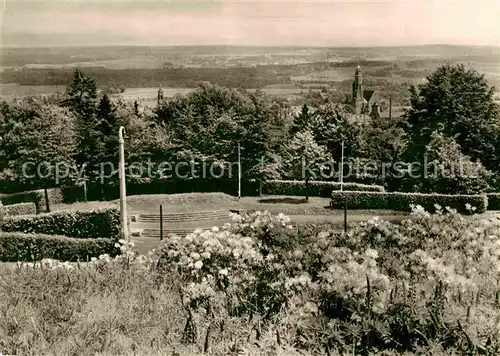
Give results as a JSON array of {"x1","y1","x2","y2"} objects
[{"x1": 3, "y1": 43, "x2": 500, "y2": 50}]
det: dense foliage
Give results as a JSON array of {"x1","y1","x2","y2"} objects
[
  {"x1": 487, "y1": 193, "x2": 500, "y2": 210},
  {"x1": 330, "y1": 190, "x2": 488, "y2": 213},
  {"x1": 1, "y1": 207, "x2": 120, "y2": 240},
  {"x1": 263, "y1": 180, "x2": 385, "y2": 196},
  {"x1": 0, "y1": 189, "x2": 63, "y2": 213},
  {"x1": 0, "y1": 232, "x2": 118, "y2": 262},
  {"x1": 403, "y1": 64, "x2": 500, "y2": 188},
  {"x1": 1, "y1": 64, "x2": 499, "y2": 197}
]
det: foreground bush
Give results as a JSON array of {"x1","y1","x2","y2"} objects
[
  {"x1": 152, "y1": 208, "x2": 500, "y2": 354},
  {"x1": 1, "y1": 207, "x2": 120, "y2": 239},
  {"x1": 330, "y1": 190, "x2": 488, "y2": 213},
  {"x1": 1, "y1": 208, "x2": 500, "y2": 355},
  {"x1": 263, "y1": 179, "x2": 385, "y2": 197},
  {"x1": 2, "y1": 202, "x2": 37, "y2": 216},
  {"x1": 0, "y1": 232, "x2": 119, "y2": 262}
]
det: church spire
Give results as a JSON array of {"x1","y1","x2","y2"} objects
[{"x1": 352, "y1": 65, "x2": 364, "y2": 114}]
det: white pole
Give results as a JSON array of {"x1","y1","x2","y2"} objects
[
  {"x1": 340, "y1": 140, "x2": 344, "y2": 191},
  {"x1": 238, "y1": 142, "x2": 241, "y2": 199},
  {"x1": 118, "y1": 127, "x2": 128, "y2": 241}
]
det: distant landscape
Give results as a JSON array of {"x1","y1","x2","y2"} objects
[{"x1": 1, "y1": 45, "x2": 499, "y2": 108}]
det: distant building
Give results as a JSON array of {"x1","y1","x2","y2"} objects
[{"x1": 352, "y1": 65, "x2": 380, "y2": 117}]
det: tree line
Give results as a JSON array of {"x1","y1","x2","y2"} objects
[{"x1": 1, "y1": 64, "x2": 499, "y2": 206}]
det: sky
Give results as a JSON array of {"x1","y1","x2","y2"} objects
[{"x1": 1, "y1": 0, "x2": 499, "y2": 47}]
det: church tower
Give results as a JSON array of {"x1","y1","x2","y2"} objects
[
  {"x1": 157, "y1": 84, "x2": 164, "y2": 106},
  {"x1": 352, "y1": 65, "x2": 364, "y2": 114}
]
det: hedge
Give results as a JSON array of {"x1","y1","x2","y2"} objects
[
  {"x1": 0, "y1": 232, "x2": 119, "y2": 262},
  {"x1": 1, "y1": 207, "x2": 121, "y2": 239},
  {"x1": 3, "y1": 202, "x2": 37, "y2": 217},
  {"x1": 330, "y1": 191, "x2": 488, "y2": 214},
  {"x1": 0, "y1": 188, "x2": 63, "y2": 213},
  {"x1": 487, "y1": 193, "x2": 500, "y2": 210},
  {"x1": 263, "y1": 180, "x2": 385, "y2": 197},
  {"x1": 61, "y1": 178, "x2": 261, "y2": 202}
]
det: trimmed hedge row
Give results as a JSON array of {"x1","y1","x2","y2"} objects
[
  {"x1": 263, "y1": 180, "x2": 385, "y2": 197},
  {"x1": 330, "y1": 191, "x2": 488, "y2": 214},
  {"x1": 59, "y1": 179, "x2": 385, "y2": 203},
  {"x1": 61, "y1": 179, "x2": 260, "y2": 202},
  {"x1": 0, "y1": 232, "x2": 119, "y2": 262},
  {"x1": 3, "y1": 202, "x2": 37, "y2": 217},
  {"x1": 0, "y1": 188, "x2": 63, "y2": 213},
  {"x1": 1, "y1": 207, "x2": 120, "y2": 239}
]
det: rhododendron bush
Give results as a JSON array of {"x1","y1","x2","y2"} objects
[
  {"x1": 151, "y1": 208, "x2": 500, "y2": 353},
  {"x1": 3, "y1": 207, "x2": 500, "y2": 355}
]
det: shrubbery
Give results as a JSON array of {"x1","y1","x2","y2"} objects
[
  {"x1": 263, "y1": 180, "x2": 384, "y2": 197},
  {"x1": 330, "y1": 190, "x2": 488, "y2": 213},
  {"x1": 59, "y1": 179, "x2": 384, "y2": 203},
  {"x1": 0, "y1": 189, "x2": 63, "y2": 213},
  {"x1": 3, "y1": 202, "x2": 37, "y2": 217},
  {"x1": 1, "y1": 207, "x2": 120, "y2": 239},
  {"x1": 487, "y1": 193, "x2": 500, "y2": 210},
  {"x1": 0, "y1": 232, "x2": 119, "y2": 262},
  {"x1": 151, "y1": 209, "x2": 500, "y2": 353},
  {"x1": 62, "y1": 179, "x2": 261, "y2": 202}
]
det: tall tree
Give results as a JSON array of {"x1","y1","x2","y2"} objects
[
  {"x1": 283, "y1": 130, "x2": 331, "y2": 201},
  {"x1": 291, "y1": 104, "x2": 313, "y2": 134},
  {"x1": 308, "y1": 104, "x2": 364, "y2": 163},
  {"x1": 404, "y1": 64, "x2": 500, "y2": 172},
  {"x1": 155, "y1": 82, "x2": 276, "y2": 181},
  {"x1": 62, "y1": 69, "x2": 98, "y2": 118},
  {"x1": 0, "y1": 102, "x2": 77, "y2": 210},
  {"x1": 90, "y1": 94, "x2": 122, "y2": 191},
  {"x1": 410, "y1": 131, "x2": 493, "y2": 194},
  {"x1": 62, "y1": 69, "x2": 100, "y2": 188}
]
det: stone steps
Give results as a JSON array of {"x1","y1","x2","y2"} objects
[
  {"x1": 134, "y1": 210, "x2": 231, "y2": 223},
  {"x1": 139, "y1": 226, "x2": 220, "y2": 239}
]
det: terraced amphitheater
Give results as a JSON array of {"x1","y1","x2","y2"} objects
[{"x1": 130, "y1": 211, "x2": 233, "y2": 253}]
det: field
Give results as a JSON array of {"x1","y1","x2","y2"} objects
[
  {"x1": 50, "y1": 193, "x2": 406, "y2": 216},
  {"x1": 0, "y1": 84, "x2": 314, "y2": 107},
  {"x1": 0, "y1": 83, "x2": 67, "y2": 102}
]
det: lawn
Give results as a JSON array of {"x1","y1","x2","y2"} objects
[
  {"x1": 51, "y1": 193, "x2": 406, "y2": 218},
  {"x1": 46, "y1": 193, "x2": 409, "y2": 255}
]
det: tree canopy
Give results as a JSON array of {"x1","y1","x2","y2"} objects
[
  {"x1": 405, "y1": 64, "x2": 500, "y2": 173},
  {"x1": 1, "y1": 64, "x2": 500, "y2": 197}
]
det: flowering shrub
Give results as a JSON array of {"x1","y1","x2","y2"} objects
[
  {"x1": 154, "y1": 213, "x2": 291, "y2": 318},
  {"x1": 4, "y1": 207, "x2": 500, "y2": 355},
  {"x1": 88, "y1": 239, "x2": 156, "y2": 273}
]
